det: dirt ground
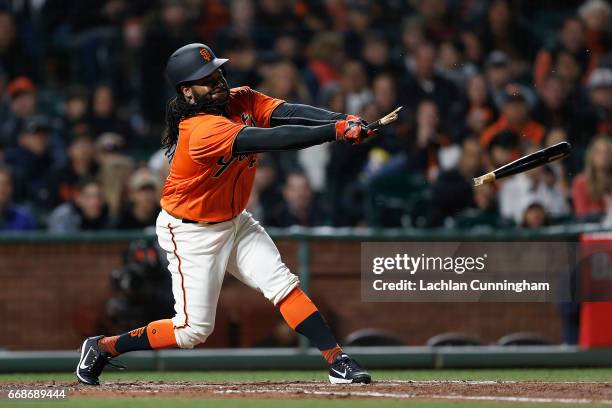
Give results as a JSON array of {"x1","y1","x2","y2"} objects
[{"x1": 2, "y1": 380, "x2": 612, "y2": 404}]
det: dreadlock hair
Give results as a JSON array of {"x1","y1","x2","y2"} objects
[{"x1": 162, "y1": 83, "x2": 229, "y2": 160}]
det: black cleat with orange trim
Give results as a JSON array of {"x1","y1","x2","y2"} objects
[
  {"x1": 328, "y1": 353, "x2": 371, "y2": 384},
  {"x1": 75, "y1": 336, "x2": 124, "y2": 385}
]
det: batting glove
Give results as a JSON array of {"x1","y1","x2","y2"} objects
[{"x1": 335, "y1": 117, "x2": 376, "y2": 145}]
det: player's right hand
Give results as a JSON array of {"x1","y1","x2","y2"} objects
[{"x1": 335, "y1": 119, "x2": 374, "y2": 145}]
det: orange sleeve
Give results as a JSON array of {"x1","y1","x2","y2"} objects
[
  {"x1": 249, "y1": 89, "x2": 285, "y2": 128},
  {"x1": 188, "y1": 116, "x2": 246, "y2": 162},
  {"x1": 533, "y1": 49, "x2": 552, "y2": 90}
]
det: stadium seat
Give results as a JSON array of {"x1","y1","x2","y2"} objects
[
  {"x1": 343, "y1": 328, "x2": 406, "y2": 347},
  {"x1": 426, "y1": 332, "x2": 483, "y2": 347},
  {"x1": 497, "y1": 332, "x2": 553, "y2": 346}
]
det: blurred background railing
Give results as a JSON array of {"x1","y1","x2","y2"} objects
[{"x1": 1, "y1": 224, "x2": 608, "y2": 353}]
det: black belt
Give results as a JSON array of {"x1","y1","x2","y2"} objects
[{"x1": 182, "y1": 218, "x2": 223, "y2": 225}]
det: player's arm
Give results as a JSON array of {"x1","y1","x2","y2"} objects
[
  {"x1": 269, "y1": 103, "x2": 348, "y2": 126},
  {"x1": 232, "y1": 120, "x2": 369, "y2": 155}
]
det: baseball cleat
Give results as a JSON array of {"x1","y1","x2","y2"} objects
[
  {"x1": 328, "y1": 353, "x2": 371, "y2": 384},
  {"x1": 75, "y1": 336, "x2": 124, "y2": 385}
]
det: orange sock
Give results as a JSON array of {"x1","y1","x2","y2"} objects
[
  {"x1": 278, "y1": 287, "x2": 318, "y2": 330},
  {"x1": 322, "y1": 345, "x2": 343, "y2": 363},
  {"x1": 146, "y1": 319, "x2": 178, "y2": 349},
  {"x1": 97, "y1": 319, "x2": 177, "y2": 357},
  {"x1": 278, "y1": 288, "x2": 343, "y2": 363},
  {"x1": 98, "y1": 336, "x2": 119, "y2": 356}
]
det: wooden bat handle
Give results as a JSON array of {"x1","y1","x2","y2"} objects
[
  {"x1": 367, "y1": 106, "x2": 403, "y2": 130},
  {"x1": 473, "y1": 172, "x2": 496, "y2": 187}
]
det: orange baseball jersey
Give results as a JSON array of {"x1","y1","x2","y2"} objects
[{"x1": 161, "y1": 86, "x2": 284, "y2": 222}]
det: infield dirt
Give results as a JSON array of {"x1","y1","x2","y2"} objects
[{"x1": 2, "y1": 380, "x2": 611, "y2": 404}]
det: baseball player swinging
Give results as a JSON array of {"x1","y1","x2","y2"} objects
[{"x1": 76, "y1": 43, "x2": 374, "y2": 385}]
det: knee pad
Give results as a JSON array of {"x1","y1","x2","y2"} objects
[{"x1": 173, "y1": 322, "x2": 213, "y2": 349}]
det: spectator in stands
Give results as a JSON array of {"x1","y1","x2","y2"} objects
[
  {"x1": 52, "y1": 135, "x2": 98, "y2": 204},
  {"x1": 428, "y1": 138, "x2": 483, "y2": 227},
  {"x1": 258, "y1": 61, "x2": 311, "y2": 104},
  {"x1": 47, "y1": 178, "x2": 111, "y2": 232},
  {"x1": 533, "y1": 17, "x2": 590, "y2": 90},
  {"x1": 141, "y1": 0, "x2": 198, "y2": 123},
  {"x1": 572, "y1": 135, "x2": 612, "y2": 219},
  {"x1": 401, "y1": 42, "x2": 457, "y2": 114},
  {"x1": 521, "y1": 202, "x2": 550, "y2": 228},
  {"x1": 116, "y1": 169, "x2": 161, "y2": 230},
  {"x1": 396, "y1": 17, "x2": 426, "y2": 71},
  {"x1": 416, "y1": 0, "x2": 455, "y2": 43},
  {"x1": 372, "y1": 99, "x2": 447, "y2": 183},
  {"x1": 484, "y1": 51, "x2": 536, "y2": 111},
  {"x1": 361, "y1": 32, "x2": 396, "y2": 79},
  {"x1": 499, "y1": 159, "x2": 570, "y2": 225},
  {"x1": 487, "y1": 130, "x2": 518, "y2": 169},
  {"x1": 437, "y1": 40, "x2": 477, "y2": 89},
  {"x1": 544, "y1": 128, "x2": 571, "y2": 198},
  {"x1": 0, "y1": 76, "x2": 36, "y2": 147},
  {"x1": 585, "y1": 68, "x2": 612, "y2": 136},
  {"x1": 460, "y1": 30, "x2": 484, "y2": 66},
  {"x1": 0, "y1": 10, "x2": 32, "y2": 79},
  {"x1": 94, "y1": 132, "x2": 130, "y2": 167},
  {"x1": 372, "y1": 73, "x2": 398, "y2": 119},
  {"x1": 255, "y1": 0, "x2": 297, "y2": 44},
  {"x1": 5, "y1": 116, "x2": 62, "y2": 211},
  {"x1": 214, "y1": 0, "x2": 260, "y2": 53},
  {"x1": 244, "y1": 155, "x2": 278, "y2": 223},
  {"x1": 480, "y1": 86, "x2": 545, "y2": 151},
  {"x1": 266, "y1": 170, "x2": 325, "y2": 227},
  {"x1": 98, "y1": 155, "x2": 135, "y2": 221},
  {"x1": 480, "y1": 0, "x2": 536, "y2": 64},
  {"x1": 0, "y1": 165, "x2": 36, "y2": 231},
  {"x1": 95, "y1": 132, "x2": 134, "y2": 219},
  {"x1": 343, "y1": 4, "x2": 374, "y2": 55},
  {"x1": 533, "y1": 75, "x2": 573, "y2": 132},
  {"x1": 448, "y1": 73, "x2": 496, "y2": 142},
  {"x1": 340, "y1": 60, "x2": 372, "y2": 115},
  {"x1": 555, "y1": 50, "x2": 584, "y2": 100},
  {"x1": 89, "y1": 85, "x2": 132, "y2": 142},
  {"x1": 223, "y1": 36, "x2": 260, "y2": 88},
  {"x1": 147, "y1": 148, "x2": 171, "y2": 185},
  {"x1": 578, "y1": 0, "x2": 612, "y2": 68},
  {"x1": 273, "y1": 30, "x2": 305, "y2": 69},
  {"x1": 61, "y1": 86, "x2": 90, "y2": 138},
  {"x1": 304, "y1": 32, "x2": 344, "y2": 98}
]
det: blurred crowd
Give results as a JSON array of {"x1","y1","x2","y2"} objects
[{"x1": 0, "y1": 0, "x2": 611, "y2": 232}]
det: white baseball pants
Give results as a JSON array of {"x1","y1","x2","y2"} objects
[{"x1": 156, "y1": 209, "x2": 300, "y2": 349}]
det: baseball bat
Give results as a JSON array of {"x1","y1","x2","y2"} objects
[
  {"x1": 473, "y1": 141, "x2": 571, "y2": 187},
  {"x1": 367, "y1": 106, "x2": 403, "y2": 130}
]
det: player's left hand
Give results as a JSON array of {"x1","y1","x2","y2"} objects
[{"x1": 335, "y1": 117, "x2": 376, "y2": 145}]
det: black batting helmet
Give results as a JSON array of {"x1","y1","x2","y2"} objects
[{"x1": 165, "y1": 43, "x2": 228, "y2": 89}]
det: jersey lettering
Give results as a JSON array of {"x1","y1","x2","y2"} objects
[
  {"x1": 213, "y1": 154, "x2": 257, "y2": 178},
  {"x1": 213, "y1": 156, "x2": 235, "y2": 178}
]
